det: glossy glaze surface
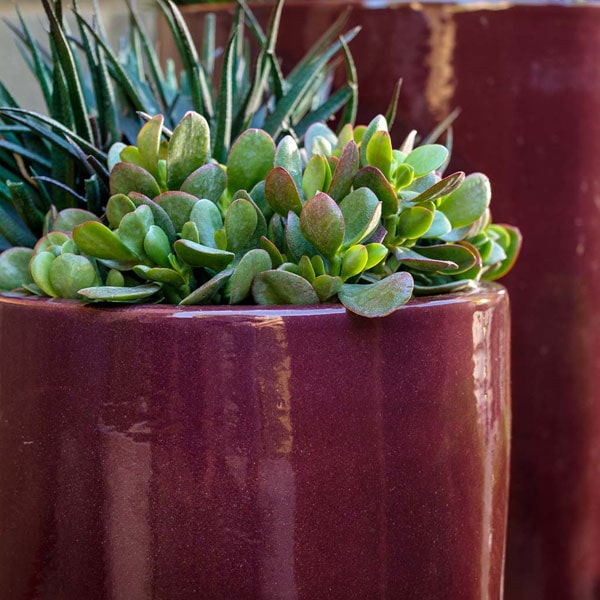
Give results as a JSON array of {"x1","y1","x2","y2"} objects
[
  {"x1": 0, "y1": 285, "x2": 509, "y2": 599},
  {"x1": 171, "y1": 4, "x2": 600, "y2": 597}
]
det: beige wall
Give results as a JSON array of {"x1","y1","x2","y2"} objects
[{"x1": 0, "y1": 0, "x2": 157, "y2": 114}]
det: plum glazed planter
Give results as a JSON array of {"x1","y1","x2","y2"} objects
[{"x1": 0, "y1": 283, "x2": 510, "y2": 600}]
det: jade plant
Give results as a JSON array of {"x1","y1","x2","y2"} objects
[
  {"x1": 0, "y1": 0, "x2": 357, "y2": 249},
  {"x1": 0, "y1": 111, "x2": 521, "y2": 317}
]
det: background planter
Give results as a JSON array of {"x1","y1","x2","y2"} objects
[
  {"x1": 162, "y1": 3, "x2": 600, "y2": 597},
  {"x1": 0, "y1": 284, "x2": 509, "y2": 599}
]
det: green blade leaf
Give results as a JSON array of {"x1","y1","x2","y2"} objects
[
  {"x1": 157, "y1": 0, "x2": 213, "y2": 118},
  {"x1": 41, "y1": 0, "x2": 93, "y2": 142},
  {"x1": 212, "y1": 30, "x2": 237, "y2": 164}
]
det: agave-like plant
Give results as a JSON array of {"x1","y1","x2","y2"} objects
[
  {"x1": 0, "y1": 0, "x2": 358, "y2": 250},
  {"x1": 0, "y1": 111, "x2": 521, "y2": 317}
]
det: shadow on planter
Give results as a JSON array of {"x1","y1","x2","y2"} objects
[{"x1": 0, "y1": 284, "x2": 509, "y2": 599}]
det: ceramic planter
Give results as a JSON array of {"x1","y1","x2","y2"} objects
[
  {"x1": 0, "y1": 283, "x2": 509, "y2": 599},
  {"x1": 165, "y1": 3, "x2": 600, "y2": 597}
]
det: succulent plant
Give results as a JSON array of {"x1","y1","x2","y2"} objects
[
  {"x1": 0, "y1": 0, "x2": 358, "y2": 250},
  {"x1": 0, "y1": 111, "x2": 521, "y2": 317}
]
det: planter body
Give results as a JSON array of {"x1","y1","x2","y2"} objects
[
  {"x1": 0, "y1": 285, "x2": 509, "y2": 599},
  {"x1": 168, "y1": 3, "x2": 600, "y2": 597}
]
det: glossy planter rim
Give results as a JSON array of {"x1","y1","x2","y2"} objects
[{"x1": 0, "y1": 281, "x2": 506, "y2": 318}]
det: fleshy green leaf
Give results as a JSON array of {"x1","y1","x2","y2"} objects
[
  {"x1": 78, "y1": 283, "x2": 162, "y2": 302},
  {"x1": 365, "y1": 243, "x2": 388, "y2": 269},
  {"x1": 299, "y1": 193, "x2": 345, "y2": 259},
  {"x1": 284, "y1": 211, "x2": 316, "y2": 262},
  {"x1": 134, "y1": 265, "x2": 184, "y2": 286},
  {"x1": 189, "y1": 199, "x2": 224, "y2": 248},
  {"x1": 174, "y1": 239, "x2": 234, "y2": 270},
  {"x1": 179, "y1": 268, "x2": 233, "y2": 305},
  {"x1": 404, "y1": 144, "x2": 449, "y2": 177},
  {"x1": 110, "y1": 163, "x2": 161, "y2": 198},
  {"x1": 128, "y1": 192, "x2": 177, "y2": 244},
  {"x1": 258, "y1": 236, "x2": 284, "y2": 268},
  {"x1": 305, "y1": 123, "x2": 337, "y2": 157},
  {"x1": 275, "y1": 136, "x2": 303, "y2": 192},
  {"x1": 30, "y1": 251, "x2": 58, "y2": 297},
  {"x1": 106, "y1": 194, "x2": 137, "y2": 229},
  {"x1": 417, "y1": 211, "x2": 449, "y2": 242},
  {"x1": 341, "y1": 244, "x2": 368, "y2": 280},
  {"x1": 339, "y1": 187, "x2": 381, "y2": 248},
  {"x1": 265, "y1": 167, "x2": 303, "y2": 217},
  {"x1": 297, "y1": 255, "x2": 316, "y2": 283},
  {"x1": 49, "y1": 254, "x2": 97, "y2": 299},
  {"x1": 52, "y1": 208, "x2": 101, "y2": 233},
  {"x1": 225, "y1": 198, "x2": 258, "y2": 254},
  {"x1": 397, "y1": 206, "x2": 435, "y2": 240},
  {"x1": 353, "y1": 166, "x2": 398, "y2": 217},
  {"x1": 252, "y1": 269, "x2": 319, "y2": 305},
  {"x1": 227, "y1": 129, "x2": 275, "y2": 193},
  {"x1": 73, "y1": 221, "x2": 139, "y2": 262},
  {"x1": 328, "y1": 140, "x2": 359, "y2": 203},
  {"x1": 143, "y1": 225, "x2": 172, "y2": 268},
  {"x1": 137, "y1": 114, "x2": 164, "y2": 179},
  {"x1": 154, "y1": 191, "x2": 199, "y2": 233},
  {"x1": 117, "y1": 205, "x2": 154, "y2": 257},
  {"x1": 312, "y1": 274, "x2": 343, "y2": 302},
  {"x1": 393, "y1": 247, "x2": 458, "y2": 273},
  {"x1": 181, "y1": 221, "x2": 200, "y2": 244},
  {"x1": 415, "y1": 243, "x2": 478, "y2": 275},
  {"x1": 180, "y1": 163, "x2": 227, "y2": 204},
  {"x1": 338, "y1": 271, "x2": 414, "y2": 317},
  {"x1": 167, "y1": 111, "x2": 211, "y2": 190},
  {"x1": 0, "y1": 247, "x2": 34, "y2": 290},
  {"x1": 229, "y1": 248, "x2": 272, "y2": 304},
  {"x1": 365, "y1": 130, "x2": 393, "y2": 179},
  {"x1": 413, "y1": 171, "x2": 465, "y2": 204},
  {"x1": 302, "y1": 154, "x2": 329, "y2": 200},
  {"x1": 438, "y1": 173, "x2": 491, "y2": 228},
  {"x1": 359, "y1": 114, "x2": 388, "y2": 167},
  {"x1": 481, "y1": 225, "x2": 522, "y2": 281}
]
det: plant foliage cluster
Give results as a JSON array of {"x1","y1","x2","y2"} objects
[{"x1": 0, "y1": 0, "x2": 520, "y2": 317}]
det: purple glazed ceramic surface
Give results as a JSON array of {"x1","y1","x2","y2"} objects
[
  {"x1": 0, "y1": 284, "x2": 509, "y2": 599},
  {"x1": 169, "y1": 3, "x2": 600, "y2": 597}
]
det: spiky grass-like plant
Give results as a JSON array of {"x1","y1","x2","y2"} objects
[{"x1": 0, "y1": 0, "x2": 358, "y2": 249}]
